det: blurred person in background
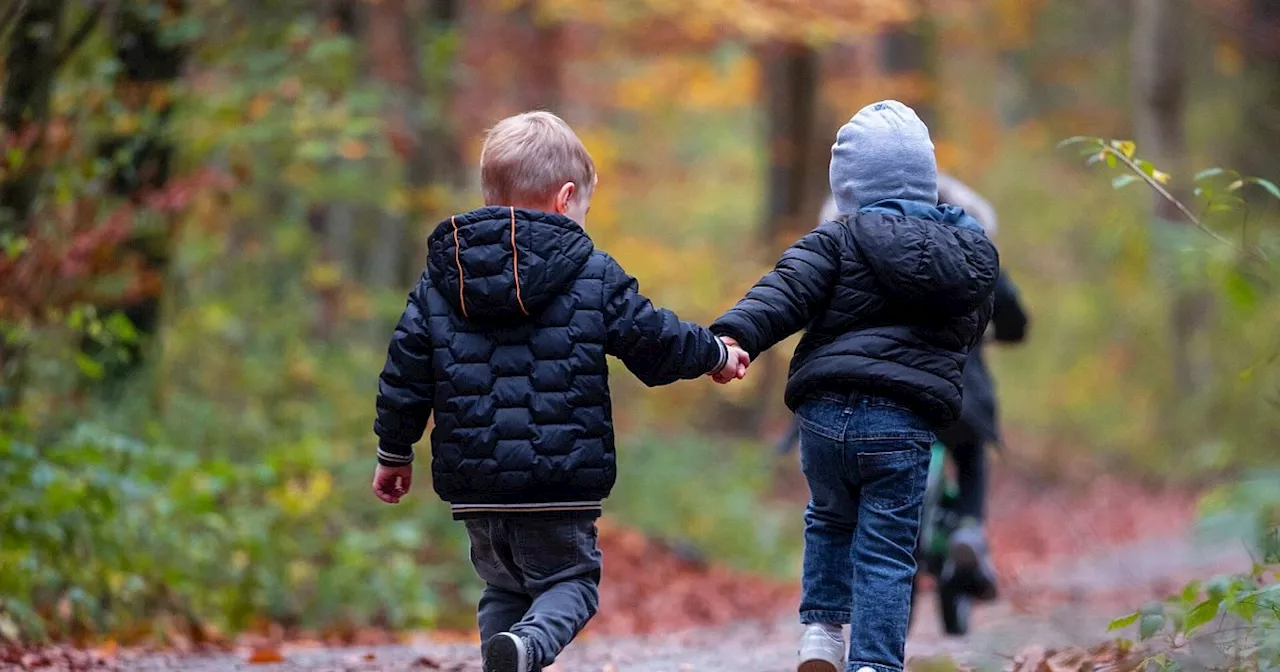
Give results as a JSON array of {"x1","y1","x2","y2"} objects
[{"x1": 930, "y1": 173, "x2": 1029, "y2": 603}]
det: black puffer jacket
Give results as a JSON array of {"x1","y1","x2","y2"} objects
[
  {"x1": 712, "y1": 204, "x2": 999, "y2": 426},
  {"x1": 374, "y1": 207, "x2": 727, "y2": 518}
]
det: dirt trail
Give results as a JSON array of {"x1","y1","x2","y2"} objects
[
  {"x1": 119, "y1": 531, "x2": 1248, "y2": 672},
  {"x1": 13, "y1": 463, "x2": 1235, "y2": 672}
]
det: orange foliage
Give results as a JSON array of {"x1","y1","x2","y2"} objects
[{"x1": 538, "y1": 0, "x2": 919, "y2": 43}]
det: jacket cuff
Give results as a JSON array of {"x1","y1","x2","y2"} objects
[
  {"x1": 707, "y1": 336, "x2": 729, "y2": 374},
  {"x1": 377, "y1": 441, "x2": 415, "y2": 466},
  {"x1": 711, "y1": 322, "x2": 756, "y2": 360}
]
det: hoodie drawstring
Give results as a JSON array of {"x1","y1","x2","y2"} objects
[
  {"x1": 510, "y1": 206, "x2": 529, "y2": 316},
  {"x1": 450, "y1": 215, "x2": 468, "y2": 319}
]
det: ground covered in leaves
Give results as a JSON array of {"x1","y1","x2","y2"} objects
[{"x1": 0, "y1": 462, "x2": 1207, "y2": 671}]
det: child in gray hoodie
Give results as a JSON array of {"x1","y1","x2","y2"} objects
[{"x1": 712, "y1": 101, "x2": 998, "y2": 672}]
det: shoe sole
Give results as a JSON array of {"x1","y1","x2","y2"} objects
[
  {"x1": 483, "y1": 633, "x2": 526, "y2": 672},
  {"x1": 948, "y1": 538, "x2": 997, "y2": 601},
  {"x1": 798, "y1": 660, "x2": 840, "y2": 672},
  {"x1": 951, "y1": 536, "x2": 979, "y2": 569}
]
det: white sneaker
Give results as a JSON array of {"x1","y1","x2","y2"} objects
[
  {"x1": 798, "y1": 624, "x2": 845, "y2": 672},
  {"x1": 483, "y1": 632, "x2": 531, "y2": 672}
]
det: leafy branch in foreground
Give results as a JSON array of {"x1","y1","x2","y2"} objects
[
  {"x1": 1107, "y1": 565, "x2": 1280, "y2": 671},
  {"x1": 1059, "y1": 136, "x2": 1279, "y2": 261}
]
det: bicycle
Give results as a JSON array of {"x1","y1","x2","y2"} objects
[{"x1": 910, "y1": 440, "x2": 972, "y2": 636}]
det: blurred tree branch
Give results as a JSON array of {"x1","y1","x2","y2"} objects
[
  {"x1": 53, "y1": 1, "x2": 106, "y2": 70},
  {"x1": 0, "y1": 0, "x2": 29, "y2": 41}
]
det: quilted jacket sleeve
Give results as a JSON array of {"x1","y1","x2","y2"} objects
[
  {"x1": 711, "y1": 225, "x2": 842, "y2": 359},
  {"x1": 602, "y1": 255, "x2": 729, "y2": 387},
  {"x1": 373, "y1": 275, "x2": 434, "y2": 466}
]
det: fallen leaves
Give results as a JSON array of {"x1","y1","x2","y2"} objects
[
  {"x1": 0, "y1": 644, "x2": 122, "y2": 670},
  {"x1": 246, "y1": 645, "x2": 286, "y2": 664},
  {"x1": 1007, "y1": 641, "x2": 1146, "y2": 672},
  {"x1": 589, "y1": 519, "x2": 798, "y2": 636}
]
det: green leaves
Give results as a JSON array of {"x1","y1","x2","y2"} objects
[
  {"x1": 1195, "y1": 167, "x2": 1227, "y2": 182},
  {"x1": 1248, "y1": 177, "x2": 1280, "y2": 201},
  {"x1": 1138, "y1": 614, "x2": 1166, "y2": 641},
  {"x1": 1182, "y1": 596, "x2": 1222, "y2": 635},
  {"x1": 1112, "y1": 174, "x2": 1142, "y2": 190},
  {"x1": 1108, "y1": 612, "x2": 1141, "y2": 632}
]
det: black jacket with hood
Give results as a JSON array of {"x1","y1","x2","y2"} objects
[
  {"x1": 712, "y1": 202, "x2": 999, "y2": 427},
  {"x1": 373, "y1": 206, "x2": 728, "y2": 518}
]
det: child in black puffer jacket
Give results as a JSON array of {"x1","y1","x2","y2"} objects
[{"x1": 372, "y1": 111, "x2": 748, "y2": 672}]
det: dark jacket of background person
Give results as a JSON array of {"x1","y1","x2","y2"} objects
[
  {"x1": 712, "y1": 199, "x2": 999, "y2": 428},
  {"x1": 940, "y1": 272, "x2": 1028, "y2": 447},
  {"x1": 931, "y1": 175, "x2": 1028, "y2": 446},
  {"x1": 374, "y1": 207, "x2": 728, "y2": 519}
]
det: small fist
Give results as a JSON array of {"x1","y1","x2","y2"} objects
[
  {"x1": 711, "y1": 336, "x2": 750, "y2": 384},
  {"x1": 372, "y1": 464, "x2": 413, "y2": 504}
]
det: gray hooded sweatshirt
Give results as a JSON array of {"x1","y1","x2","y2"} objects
[{"x1": 829, "y1": 100, "x2": 939, "y2": 214}]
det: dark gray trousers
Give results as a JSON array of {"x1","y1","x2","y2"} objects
[{"x1": 465, "y1": 515, "x2": 601, "y2": 669}]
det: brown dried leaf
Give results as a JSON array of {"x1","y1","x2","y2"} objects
[{"x1": 247, "y1": 646, "x2": 286, "y2": 664}]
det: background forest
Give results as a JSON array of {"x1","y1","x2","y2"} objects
[{"x1": 1, "y1": 0, "x2": 1279, "y2": 650}]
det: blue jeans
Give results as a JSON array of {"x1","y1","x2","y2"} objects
[
  {"x1": 796, "y1": 393, "x2": 933, "y2": 672},
  {"x1": 465, "y1": 515, "x2": 602, "y2": 670}
]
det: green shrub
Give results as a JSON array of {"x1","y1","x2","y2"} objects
[{"x1": 1108, "y1": 474, "x2": 1280, "y2": 671}]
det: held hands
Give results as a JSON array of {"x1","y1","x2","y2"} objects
[
  {"x1": 372, "y1": 464, "x2": 413, "y2": 504},
  {"x1": 711, "y1": 336, "x2": 750, "y2": 384}
]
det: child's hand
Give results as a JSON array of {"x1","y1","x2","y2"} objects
[
  {"x1": 711, "y1": 336, "x2": 750, "y2": 384},
  {"x1": 372, "y1": 464, "x2": 413, "y2": 504}
]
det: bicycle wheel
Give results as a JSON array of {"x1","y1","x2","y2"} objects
[{"x1": 938, "y1": 580, "x2": 972, "y2": 636}]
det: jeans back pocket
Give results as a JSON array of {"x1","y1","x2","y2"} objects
[
  {"x1": 512, "y1": 516, "x2": 585, "y2": 579},
  {"x1": 855, "y1": 440, "x2": 930, "y2": 512}
]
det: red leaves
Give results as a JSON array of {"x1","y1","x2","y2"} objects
[
  {"x1": 0, "y1": 167, "x2": 233, "y2": 324},
  {"x1": 590, "y1": 520, "x2": 797, "y2": 636}
]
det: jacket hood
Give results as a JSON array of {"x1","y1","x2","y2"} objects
[
  {"x1": 427, "y1": 206, "x2": 594, "y2": 323},
  {"x1": 849, "y1": 201, "x2": 999, "y2": 317}
]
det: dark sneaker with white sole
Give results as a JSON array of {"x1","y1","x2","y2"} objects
[
  {"x1": 941, "y1": 521, "x2": 999, "y2": 601},
  {"x1": 483, "y1": 632, "x2": 531, "y2": 672}
]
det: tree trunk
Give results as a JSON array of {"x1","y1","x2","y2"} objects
[
  {"x1": 0, "y1": 0, "x2": 65, "y2": 234},
  {"x1": 1, "y1": 1, "x2": 64, "y2": 408},
  {"x1": 758, "y1": 42, "x2": 824, "y2": 247},
  {"x1": 1132, "y1": 0, "x2": 1210, "y2": 400},
  {"x1": 512, "y1": 1, "x2": 562, "y2": 113},
  {"x1": 1233, "y1": 0, "x2": 1280, "y2": 181},
  {"x1": 362, "y1": 0, "x2": 463, "y2": 292},
  {"x1": 720, "y1": 42, "x2": 830, "y2": 436},
  {"x1": 98, "y1": 0, "x2": 186, "y2": 364},
  {"x1": 880, "y1": 9, "x2": 940, "y2": 129}
]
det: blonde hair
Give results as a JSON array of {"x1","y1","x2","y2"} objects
[{"x1": 480, "y1": 111, "x2": 596, "y2": 206}]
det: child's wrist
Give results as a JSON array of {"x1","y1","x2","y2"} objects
[
  {"x1": 710, "y1": 337, "x2": 729, "y2": 374},
  {"x1": 377, "y1": 441, "x2": 415, "y2": 466}
]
